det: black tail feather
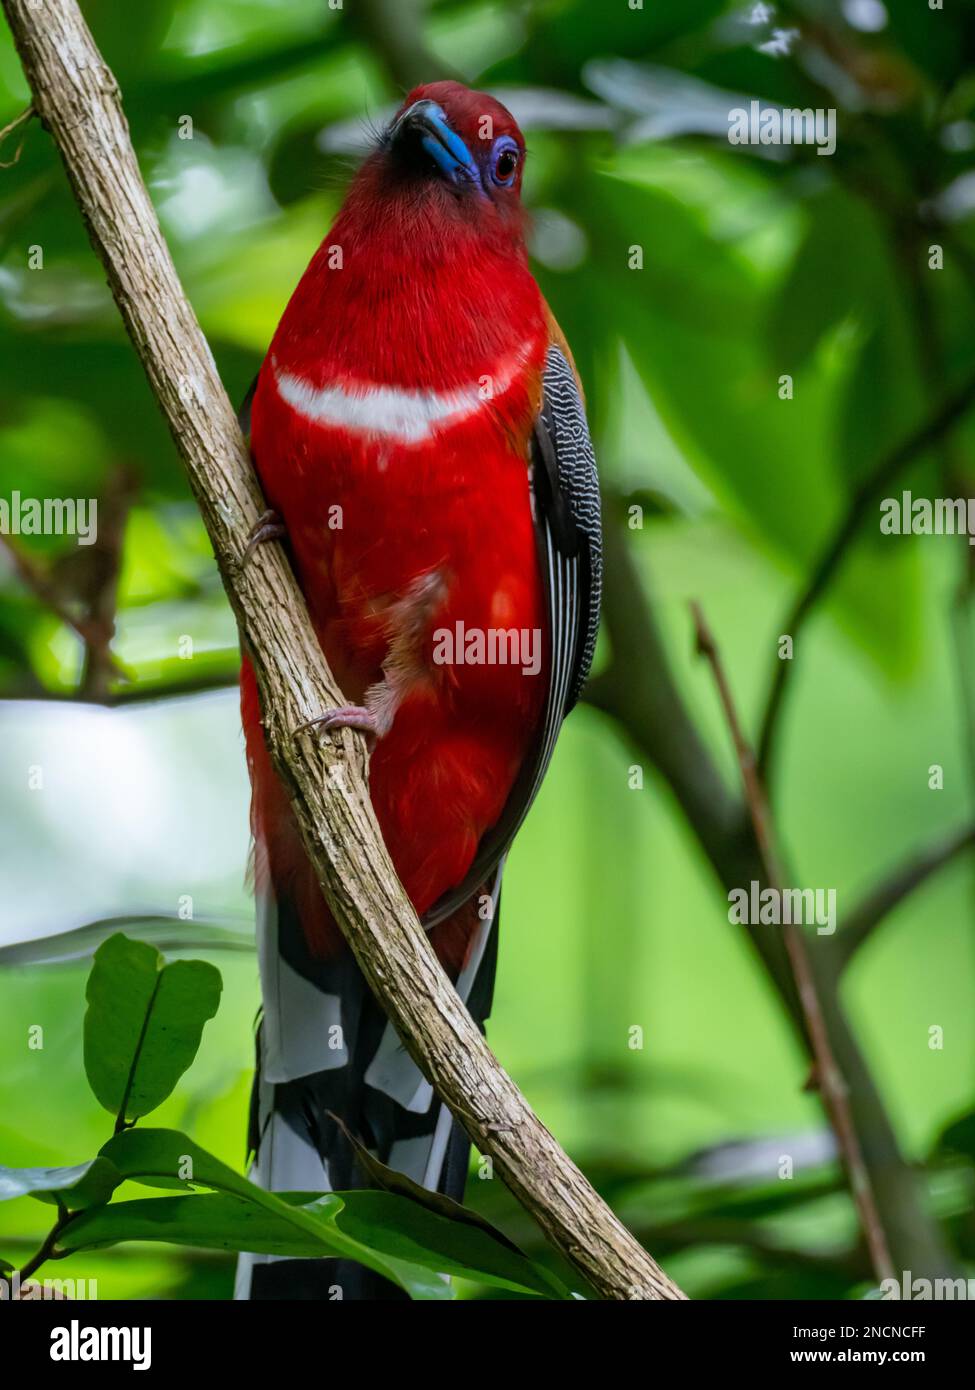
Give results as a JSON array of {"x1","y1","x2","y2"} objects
[{"x1": 237, "y1": 876, "x2": 502, "y2": 1300}]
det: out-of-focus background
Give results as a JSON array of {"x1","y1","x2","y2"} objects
[{"x1": 1, "y1": 0, "x2": 975, "y2": 1299}]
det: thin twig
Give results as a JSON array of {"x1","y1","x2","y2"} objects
[
  {"x1": 756, "y1": 369, "x2": 975, "y2": 781},
  {"x1": 74, "y1": 463, "x2": 138, "y2": 699},
  {"x1": 0, "y1": 101, "x2": 32, "y2": 166},
  {"x1": 690, "y1": 599, "x2": 896, "y2": 1285},
  {"x1": 0, "y1": 533, "x2": 127, "y2": 680},
  {"x1": 15, "y1": 1209, "x2": 71, "y2": 1284}
]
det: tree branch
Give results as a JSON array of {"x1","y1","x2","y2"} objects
[
  {"x1": 690, "y1": 601, "x2": 895, "y2": 1285},
  {"x1": 756, "y1": 369, "x2": 975, "y2": 781},
  {"x1": 0, "y1": 0, "x2": 684, "y2": 1302}
]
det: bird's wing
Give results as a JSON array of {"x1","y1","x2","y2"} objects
[{"x1": 423, "y1": 341, "x2": 602, "y2": 927}]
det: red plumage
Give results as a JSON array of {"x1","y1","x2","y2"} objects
[{"x1": 240, "y1": 82, "x2": 552, "y2": 972}]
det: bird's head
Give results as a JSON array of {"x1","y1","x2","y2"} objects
[{"x1": 370, "y1": 81, "x2": 527, "y2": 229}]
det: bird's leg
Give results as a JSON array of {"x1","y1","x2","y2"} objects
[
  {"x1": 242, "y1": 508, "x2": 287, "y2": 565},
  {"x1": 294, "y1": 705, "x2": 381, "y2": 750},
  {"x1": 294, "y1": 569, "x2": 447, "y2": 752}
]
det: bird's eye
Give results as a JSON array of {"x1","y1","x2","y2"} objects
[{"x1": 491, "y1": 141, "x2": 519, "y2": 187}]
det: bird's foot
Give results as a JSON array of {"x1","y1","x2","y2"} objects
[
  {"x1": 294, "y1": 705, "x2": 380, "y2": 750},
  {"x1": 242, "y1": 508, "x2": 286, "y2": 565}
]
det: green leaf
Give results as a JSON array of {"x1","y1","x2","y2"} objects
[
  {"x1": 329, "y1": 1111, "x2": 571, "y2": 1297},
  {"x1": 58, "y1": 1193, "x2": 337, "y2": 1259},
  {"x1": 328, "y1": 1190, "x2": 566, "y2": 1300},
  {"x1": 0, "y1": 914, "x2": 253, "y2": 969},
  {"x1": 0, "y1": 1156, "x2": 121, "y2": 1210},
  {"x1": 98, "y1": 1130, "x2": 556, "y2": 1298},
  {"x1": 100, "y1": 1127, "x2": 320, "y2": 1204},
  {"x1": 572, "y1": 161, "x2": 920, "y2": 673},
  {"x1": 57, "y1": 1188, "x2": 559, "y2": 1301},
  {"x1": 933, "y1": 1109, "x2": 975, "y2": 1163},
  {"x1": 329, "y1": 1109, "x2": 520, "y2": 1248},
  {"x1": 97, "y1": 1129, "x2": 451, "y2": 1300},
  {"x1": 83, "y1": 933, "x2": 222, "y2": 1124},
  {"x1": 765, "y1": 188, "x2": 878, "y2": 368}
]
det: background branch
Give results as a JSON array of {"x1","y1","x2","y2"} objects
[
  {"x1": 586, "y1": 516, "x2": 956, "y2": 1278},
  {"x1": 1, "y1": 0, "x2": 684, "y2": 1302},
  {"x1": 345, "y1": 0, "x2": 451, "y2": 92},
  {"x1": 756, "y1": 371, "x2": 975, "y2": 782},
  {"x1": 690, "y1": 600, "x2": 895, "y2": 1285},
  {"x1": 0, "y1": 530, "x2": 127, "y2": 683},
  {"x1": 836, "y1": 824, "x2": 975, "y2": 971}
]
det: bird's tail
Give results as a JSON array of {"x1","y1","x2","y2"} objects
[{"x1": 234, "y1": 863, "x2": 502, "y2": 1300}]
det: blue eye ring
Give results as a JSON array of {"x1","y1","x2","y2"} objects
[{"x1": 490, "y1": 136, "x2": 520, "y2": 187}]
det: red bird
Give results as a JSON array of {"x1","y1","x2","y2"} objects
[{"x1": 235, "y1": 81, "x2": 601, "y2": 1301}]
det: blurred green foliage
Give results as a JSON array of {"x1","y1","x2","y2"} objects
[
  {"x1": 1, "y1": 0, "x2": 975, "y2": 1300},
  {"x1": 3, "y1": 934, "x2": 564, "y2": 1300}
]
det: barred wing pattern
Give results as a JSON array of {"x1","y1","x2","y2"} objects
[{"x1": 424, "y1": 344, "x2": 602, "y2": 927}]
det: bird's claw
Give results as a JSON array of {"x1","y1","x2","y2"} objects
[
  {"x1": 242, "y1": 508, "x2": 286, "y2": 566},
  {"x1": 294, "y1": 705, "x2": 379, "y2": 750}
]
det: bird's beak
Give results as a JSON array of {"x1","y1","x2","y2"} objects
[{"x1": 388, "y1": 99, "x2": 481, "y2": 190}]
